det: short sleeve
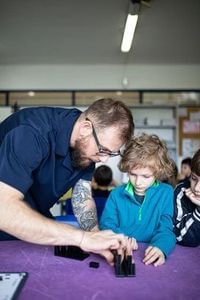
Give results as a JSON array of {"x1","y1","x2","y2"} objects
[{"x1": 0, "y1": 125, "x2": 48, "y2": 194}]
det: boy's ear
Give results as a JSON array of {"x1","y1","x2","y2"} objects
[{"x1": 79, "y1": 119, "x2": 93, "y2": 138}]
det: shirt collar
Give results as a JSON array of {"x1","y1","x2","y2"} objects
[{"x1": 125, "y1": 180, "x2": 159, "y2": 196}]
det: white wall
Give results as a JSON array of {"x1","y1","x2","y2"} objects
[
  {"x1": 0, "y1": 64, "x2": 200, "y2": 90},
  {"x1": 0, "y1": 107, "x2": 12, "y2": 121}
]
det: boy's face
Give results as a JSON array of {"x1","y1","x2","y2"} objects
[
  {"x1": 181, "y1": 163, "x2": 191, "y2": 178},
  {"x1": 190, "y1": 173, "x2": 200, "y2": 201},
  {"x1": 129, "y1": 166, "x2": 156, "y2": 195}
]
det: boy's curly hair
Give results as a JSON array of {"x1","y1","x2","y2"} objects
[{"x1": 119, "y1": 133, "x2": 174, "y2": 180}]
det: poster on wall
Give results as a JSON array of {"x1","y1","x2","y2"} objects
[
  {"x1": 183, "y1": 120, "x2": 200, "y2": 134},
  {"x1": 179, "y1": 107, "x2": 200, "y2": 156},
  {"x1": 182, "y1": 139, "x2": 200, "y2": 157}
]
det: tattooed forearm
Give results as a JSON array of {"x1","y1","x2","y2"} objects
[{"x1": 71, "y1": 179, "x2": 98, "y2": 231}]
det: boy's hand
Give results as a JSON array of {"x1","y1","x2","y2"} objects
[
  {"x1": 115, "y1": 237, "x2": 138, "y2": 263},
  {"x1": 182, "y1": 187, "x2": 200, "y2": 207},
  {"x1": 117, "y1": 237, "x2": 138, "y2": 256},
  {"x1": 128, "y1": 237, "x2": 138, "y2": 252},
  {"x1": 143, "y1": 246, "x2": 165, "y2": 267}
]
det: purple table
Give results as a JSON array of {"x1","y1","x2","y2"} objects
[{"x1": 0, "y1": 241, "x2": 199, "y2": 300}]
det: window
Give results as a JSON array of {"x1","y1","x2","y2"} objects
[
  {"x1": 9, "y1": 92, "x2": 72, "y2": 107},
  {"x1": 75, "y1": 91, "x2": 139, "y2": 106}
]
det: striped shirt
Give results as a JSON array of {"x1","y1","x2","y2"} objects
[{"x1": 174, "y1": 179, "x2": 200, "y2": 247}]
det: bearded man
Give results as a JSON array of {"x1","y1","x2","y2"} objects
[{"x1": 0, "y1": 98, "x2": 134, "y2": 264}]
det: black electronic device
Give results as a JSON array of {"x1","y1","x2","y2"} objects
[
  {"x1": 54, "y1": 245, "x2": 90, "y2": 261},
  {"x1": 89, "y1": 261, "x2": 99, "y2": 268},
  {"x1": 114, "y1": 253, "x2": 136, "y2": 277}
]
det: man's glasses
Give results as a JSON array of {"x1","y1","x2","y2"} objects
[{"x1": 86, "y1": 118, "x2": 121, "y2": 157}]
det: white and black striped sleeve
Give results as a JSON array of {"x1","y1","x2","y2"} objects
[{"x1": 174, "y1": 182, "x2": 200, "y2": 247}]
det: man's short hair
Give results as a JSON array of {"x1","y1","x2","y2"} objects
[{"x1": 84, "y1": 98, "x2": 134, "y2": 145}]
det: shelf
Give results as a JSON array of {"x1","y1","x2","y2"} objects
[{"x1": 130, "y1": 104, "x2": 177, "y2": 109}]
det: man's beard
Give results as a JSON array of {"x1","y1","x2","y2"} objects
[{"x1": 70, "y1": 139, "x2": 93, "y2": 169}]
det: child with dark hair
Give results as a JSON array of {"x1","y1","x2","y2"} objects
[
  {"x1": 174, "y1": 149, "x2": 200, "y2": 247},
  {"x1": 100, "y1": 133, "x2": 176, "y2": 267},
  {"x1": 91, "y1": 165, "x2": 116, "y2": 219},
  {"x1": 178, "y1": 157, "x2": 192, "y2": 182},
  {"x1": 92, "y1": 165, "x2": 113, "y2": 198}
]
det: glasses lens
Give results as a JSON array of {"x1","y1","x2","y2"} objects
[
  {"x1": 86, "y1": 118, "x2": 121, "y2": 157},
  {"x1": 98, "y1": 149, "x2": 120, "y2": 157}
]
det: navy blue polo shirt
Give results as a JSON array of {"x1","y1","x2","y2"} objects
[{"x1": 0, "y1": 107, "x2": 95, "y2": 216}]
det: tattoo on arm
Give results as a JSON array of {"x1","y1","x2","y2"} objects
[{"x1": 71, "y1": 179, "x2": 98, "y2": 231}]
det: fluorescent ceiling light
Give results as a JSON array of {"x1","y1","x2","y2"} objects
[{"x1": 121, "y1": 14, "x2": 138, "y2": 53}]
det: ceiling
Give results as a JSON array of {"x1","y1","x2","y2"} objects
[{"x1": 0, "y1": 0, "x2": 199, "y2": 65}]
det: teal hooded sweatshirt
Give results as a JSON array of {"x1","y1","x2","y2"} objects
[{"x1": 100, "y1": 181, "x2": 176, "y2": 257}]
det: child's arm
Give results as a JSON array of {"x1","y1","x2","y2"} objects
[
  {"x1": 99, "y1": 189, "x2": 139, "y2": 255},
  {"x1": 148, "y1": 187, "x2": 176, "y2": 259},
  {"x1": 174, "y1": 185, "x2": 200, "y2": 247}
]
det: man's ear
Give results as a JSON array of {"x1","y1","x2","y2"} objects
[{"x1": 79, "y1": 119, "x2": 92, "y2": 138}]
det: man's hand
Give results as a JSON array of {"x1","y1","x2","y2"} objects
[
  {"x1": 182, "y1": 187, "x2": 200, "y2": 207},
  {"x1": 97, "y1": 236, "x2": 138, "y2": 266},
  {"x1": 98, "y1": 249, "x2": 115, "y2": 266},
  {"x1": 117, "y1": 237, "x2": 138, "y2": 262},
  {"x1": 143, "y1": 246, "x2": 165, "y2": 267},
  {"x1": 79, "y1": 229, "x2": 127, "y2": 253},
  {"x1": 79, "y1": 230, "x2": 131, "y2": 265}
]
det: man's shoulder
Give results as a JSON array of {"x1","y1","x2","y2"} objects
[{"x1": 14, "y1": 107, "x2": 80, "y2": 119}]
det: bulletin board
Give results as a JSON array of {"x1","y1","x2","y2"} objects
[{"x1": 178, "y1": 107, "x2": 200, "y2": 157}]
